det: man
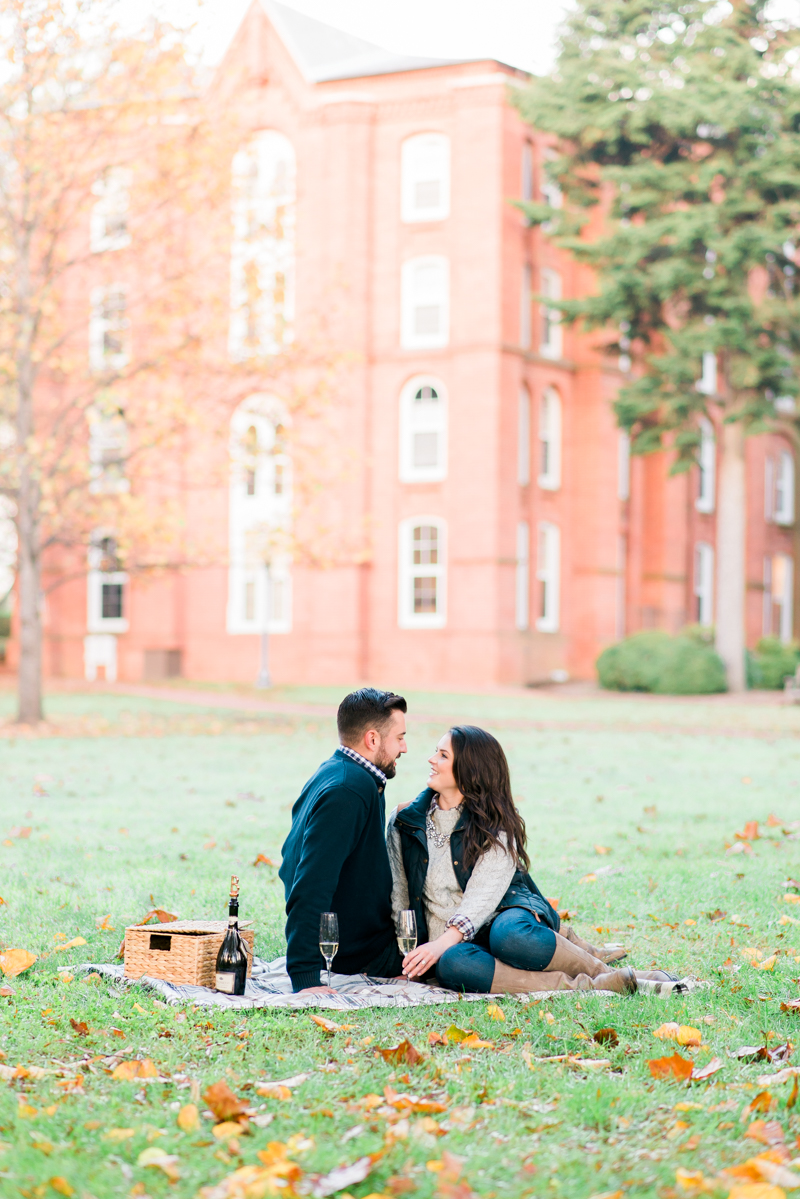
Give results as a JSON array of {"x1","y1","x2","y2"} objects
[{"x1": 279, "y1": 688, "x2": 408, "y2": 993}]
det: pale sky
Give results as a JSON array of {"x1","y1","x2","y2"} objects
[{"x1": 147, "y1": 0, "x2": 569, "y2": 76}]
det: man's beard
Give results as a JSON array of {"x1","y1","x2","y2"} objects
[{"x1": 375, "y1": 750, "x2": 397, "y2": 779}]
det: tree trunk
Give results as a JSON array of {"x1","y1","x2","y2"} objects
[
  {"x1": 16, "y1": 461, "x2": 42, "y2": 724},
  {"x1": 715, "y1": 419, "x2": 747, "y2": 691}
]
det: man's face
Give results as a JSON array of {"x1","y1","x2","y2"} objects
[{"x1": 373, "y1": 709, "x2": 407, "y2": 779}]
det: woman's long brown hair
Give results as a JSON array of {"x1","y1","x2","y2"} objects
[{"x1": 448, "y1": 725, "x2": 530, "y2": 872}]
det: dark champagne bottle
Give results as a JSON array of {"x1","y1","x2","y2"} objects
[{"x1": 215, "y1": 875, "x2": 247, "y2": 995}]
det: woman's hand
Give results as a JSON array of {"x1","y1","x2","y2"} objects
[{"x1": 402, "y1": 928, "x2": 462, "y2": 980}]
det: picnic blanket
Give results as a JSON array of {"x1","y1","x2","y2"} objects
[{"x1": 70, "y1": 956, "x2": 701, "y2": 1009}]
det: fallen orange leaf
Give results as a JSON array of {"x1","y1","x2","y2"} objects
[
  {"x1": 648, "y1": 1053, "x2": 694, "y2": 1082},
  {"x1": 0, "y1": 984, "x2": 16, "y2": 997},
  {"x1": 378, "y1": 1040, "x2": 424, "y2": 1066},
  {"x1": 257, "y1": 1083, "x2": 293, "y2": 1101},
  {"x1": 213, "y1": 1121, "x2": 243, "y2": 1140},
  {"x1": 95, "y1": 915, "x2": 114, "y2": 931},
  {"x1": 744, "y1": 1121, "x2": 785, "y2": 1146},
  {"x1": 653, "y1": 1023, "x2": 701, "y2": 1047},
  {"x1": 486, "y1": 1003, "x2": 505, "y2": 1021},
  {"x1": 203, "y1": 1080, "x2": 248, "y2": 1122},
  {"x1": 309, "y1": 1014, "x2": 350, "y2": 1034},
  {"x1": 53, "y1": 938, "x2": 86, "y2": 953},
  {"x1": 252, "y1": 854, "x2": 275, "y2": 867},
  {"x1": 742, "y1": 1093, "x2": 776, "y2": 1120},
  {"x1": 111, "y1": 1059, "x2": 158, "y2": 1081},
  {"x1": 692, "y1": 1058, "x2": 724, "y2": 1081},
  {"x1": 69, "y1": 1019, "x2": 89, "y2": 1037},
  {"x1": 177, "y1": 1103, "x2": 199, "y2": 1132},
  {"x1": 48, "y1": 1179, "x2": 74, "y2": 1197},
  {"x1": 0, "y1": 949, "x2": 37, "y2": 977}
]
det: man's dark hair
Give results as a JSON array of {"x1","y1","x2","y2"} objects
[{"x1": 337, "y1": 688, "x2": 407, "y2": 746}]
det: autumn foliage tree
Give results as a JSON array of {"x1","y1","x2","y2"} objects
[
  {"x1": 0, "y1": 0, "x2": 348, "y2": 722},
  {"x1": 517, "y1": 0, "x2": 800, "y2": 689}
]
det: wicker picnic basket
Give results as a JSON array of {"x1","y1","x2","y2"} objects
[{"x1": 123, "y1": 920, "x2": 255, "y2": 987}]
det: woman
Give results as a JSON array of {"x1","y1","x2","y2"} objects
[{"x1": 387, "y1": 725, "x2": 680, "y2": 995}]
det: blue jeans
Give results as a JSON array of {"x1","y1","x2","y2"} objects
[{"x1": 437, "y1": 908, "x2": 557, "y2": 993}]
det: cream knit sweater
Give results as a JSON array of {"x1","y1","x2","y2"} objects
[{"x1": 386, "y1": 801, "x2": 516, "y2": 942}]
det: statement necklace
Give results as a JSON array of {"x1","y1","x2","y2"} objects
[{"x1": 426, "y1": 799, "x2": 461, "y2": 848}]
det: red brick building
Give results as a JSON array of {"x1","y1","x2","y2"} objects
[{"x1": 26, "y1": 1, "x2": 798, "y2": 688}]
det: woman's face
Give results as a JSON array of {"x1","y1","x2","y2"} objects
[{"x1": 427, "y1": 733, "x2": 457, "y2": 793}]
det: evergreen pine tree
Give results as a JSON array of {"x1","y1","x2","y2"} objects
[{"x1": 517, "y1": 0, "x2": 800, "y2": 689}]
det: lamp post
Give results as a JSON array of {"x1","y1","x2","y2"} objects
[{"x1": 256, "y1": 562, "x2": 271, "y2": 689}]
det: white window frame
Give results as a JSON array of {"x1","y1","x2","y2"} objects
[
  {"x1": 515, "y1": 521, "x2": 530, "y2": 631},
  {"x1": 401, "y1": 133, "x2": 450, "y2": 223},
  {"x1": 697, "y1": 351, "x2": 718, "y2": 396},
  {"x1": 538, "y1": 387, "x2": 562, "y2": 491},
  {"x1": 773, "y1": 552, "x2": 794, "y2": 643},
  {"x1": 87, "y1": 535, "x2": 128, "y2": 634},
  {"x1": 229, "y1": 130, "x2": 296, "y2": 360},
  {"x1": 398, "y1": 376, "x2": 448, "y2": 484},
  {"x1": 227, "y1": 394, "x2": 293, "y2": 636},
  {"x1": 89, "y1": 285, "x2": 129, "y2": 372},
  {"x1": 520, "y1": 264, "x2": 531, "y2": 349},
  {"x1": 517, "y1": 385, "x2": 531, "y2": 486},
  {"x1": 696, "y1": 417, "x2": 716, "y2": 514},
  {"x1": 398, "y1": 517, "x2": 447, "y2": 630},
  {"x1": 775, "y1": 450, "x2": 795, "y2": 526},
  {"x1": 617, "y1": 430, "x2": 631, "y2": 501},
  {"x1": 90, "y1": 167, "x2": 132, "y2": 253},
  {"x1": 521, "y1": 142, "x2": 533, "y2": 204},
  {"x1": 539, "y1": 268, "x2": 563, "y2": 359},
  {"x1": 401, "y1": 256, "x2": 449, "y2": 350},
  {"x1": 88, "y1": 401, "x2": 129, "y2": 494},
  {"x1": 536, "y1": 521, "x2": 560, "y2": 633},
  {"x1": 765, "y1": 455, "x2": 775, "y2": 522},
  {"x1": 694, "y1": 541, "x2": 714, "y2": 626}
]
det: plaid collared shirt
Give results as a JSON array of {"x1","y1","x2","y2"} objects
[{"x1": 339, "y1": 744, "x2": 388, "y2": 789}]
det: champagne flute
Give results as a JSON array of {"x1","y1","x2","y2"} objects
[
  {"x1": 319, "y1": 912, "x2": 339, "y2": 987},
  {"x1": 396, "y1": 909, "x2": 417, "y2": 977}
]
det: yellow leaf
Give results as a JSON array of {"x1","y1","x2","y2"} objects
[
  {"x1": 754, "y1": 955, "x2": 777, "y2": 972},
  {"x1": 17, "y1": 1104, "x2": 38, "y2": 1119},
  {"x1": 53, "y1": 938, "x2": 86, "y2": 953},
  {"x1": 132, "y1": 1003, "x2": 146, "y2": 1013},
  {"x1": 426, "y1": 1160, "x2": 444, "y2": 1173},
  {"x1": 0, "y1": 949, "x2": 38, "y2": 977},
  {"x1": 579, "y1": 873, "x2": 597, "y2": 884},
  {"x1": 677, "y1": 1026, "x2": 702, "y2": 1047},
  {"x1": 459, "y1": 1033, "x2": 495, "y2": 1049},
  {"x1": 783, "y1": 894, "x2": 800, "y2": 904},
  {"x1": 594, "y1": 845, "x2": 612, "y2": 854},
  {"x1": 95, "y1": 915, "x2": 114, "y2": 931},
  {"x1": 257, "y1": 1084, "x2": 292, "y2": 1101},
  {"x1": 177, "y1": 1104, "x2": 199, "y2": 1132},
  {"x1": 136, "y1": 1147, "x2": 180, "y2": 1181},
  {"x1": 309, "y1": 1014, "x2": 344, "y2": 1033},
  {"x1": 213, "y1": 1122, "x2": 243, "y2": 1140},
  {"x1": 444, "y1": 1025, "x2": 469, "y2": 1043},
  {"x1": 48, "y1": 1179, "x2": 74, "y2": 1197},
  {"x1": 103, "y1": 1128, "x2": 135, "y2": 1142},
  {"x1": 111, "y1": 1059, "x2": 158, "y2": 1080},
  {"x1": 486, "y1": 1004, "x2": 505, "y2": 1021},
  {"x1": 728, "y1": 1187, "x2": 787, "y2": 1199}
]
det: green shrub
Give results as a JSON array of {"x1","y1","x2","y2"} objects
[
  {"x1": 747, "y1": 636, "x2": 800, "y2": 689},
  {"x1": 597, "y1": 629, "x2": 727, "y2": 694}
]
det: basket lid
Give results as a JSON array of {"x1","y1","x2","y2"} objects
[{"x1": 125, "y1": 920, "x2": 254, "y2": 934}]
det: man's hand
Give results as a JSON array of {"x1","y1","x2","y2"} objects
[{"x1": 296, "y1": 985, "x2": 337, "y2": 995}]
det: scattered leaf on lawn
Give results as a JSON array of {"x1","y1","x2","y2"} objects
[
  {"x1": 0, "y1": 985, "x2": 15, "y2": 997},
  {"x1": 213, "y1": 1122, "x2": 244, "y2": 1141},
  {"x1": 309, "y1": 1015, "x2": 347, "y2": 1034},
  {"x1": 203, "y1": 1080, "x2": 248, "y2": 1122},
  {"x1": 177, "y1": 1104, "x2": 199, "y2": 1132},
  {"x1": 594, "y1": 845, "x2": 612, "y2": 855},
  {"x1": 460, "y1": 1033, "x2": 495, "y2": 1049},
  {"x1": 579, "y1": 873, "x2": 597, "y2": 884},
  {"x1": 486, "y1": 1003, "x2": 505, "y2": 1021},
  {"x1": 429, "y1": 1032, "x2": 447, "y2": 1046},
  {"x1": 754, "y1": 955, "x2": 778, "y2": 972},
  {"x1": 444, "y1": 1025, "x2": 469, "y2": 1043},
  {"x1": 0, "y1": 949, "x2": 37, "y2": 977},
  {"x1": 379, "y1": 1040, "x2": 424, "y2": 1066},
  {"x1": 736, "y1": 821, "x2": 760, "y2": 841},
  {"x1": 744, "y1": 1120, "x2": 785, "y2": 1146},
  {"x1": 780, "y1": 998, "x2": 800, "y2": 1013},
  {"x1": 593, "y1": 1028, "x2": 619, "y2": 1048},
  {"x1": 736, "y1": 1047, "x2": 770, "y2": 1062},
  {"x1": 654, "y1": 1024, "x2": 701, "y2": 1047},
  {"x1": 305, "y1": 1153, "x2": 380, "y2": 1198},
  {"x1": 742, "y1": 1093, "x2": 776, "y2": 1120},
  {"x1": 706, "y1": 909, "x2": 727, "y2": 922},
  {"x1": 53, "y1": 938, "x2": 86, "y2": 953},
  {"x1": 137, "y1": 1147, "x2": 180, "y2": 1182},
  {"x1": 252, "y1": 854, "x2": 275, "y2": 866},
  {"x1": 103, "y1": 1128, "x2": 135, "y2": 1142},
  {"x1": 674, "y1": 1168, "x2": 715, "y2": 1194},
  {"x1": 256, "y1": 1084, "x2": 292, "y2": 1101},
  {"x1": 788, "y1": 1075, "x2": 798, "y2": 1110},
  {"x1": 648, "y1": 1053, "x2": 694, "y2": 1082},
  {"x1": 783, "y1": 894, "x2": 800, "y2": 905},
  {"x1": 111, "y1": 1059, "x2": 158, "y2": 1081},
  {"x1": 48, "y1": 1179, "x2": 74, "y2": 1197},
  {"x1": 692, "y1": 1058, "x2": 724, "y2": 1081},
  {"x1": 95, "y1": 915, "x2": 114, "y2": 930},
  {"x1": 69, "y1": 1019, "x2": 89, "y2": 1037}
]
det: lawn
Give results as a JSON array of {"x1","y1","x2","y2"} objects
[{"x1": 1, "y1": 685, "x2": 800, "y2": 1199}]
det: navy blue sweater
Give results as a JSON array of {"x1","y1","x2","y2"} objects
[{"x1": 279, "y1": 749, "x2": 395, "y2": 991}]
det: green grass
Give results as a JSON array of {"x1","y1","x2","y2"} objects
[{"x1": 1, "y1": 688, "x2": 800, "y2": 1199}]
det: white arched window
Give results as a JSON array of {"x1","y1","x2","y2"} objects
[
  {"x1": 401, "y1": 256, "x2": 449, "y2": 349},
  {"x1": 539, "y1": 269, "x2": 562, "y2": 358},
  {"x1": 694, "y1": 542, "x2": 714, "y2": 626},
  {"x1": 399, "y1": 377, "x2": 447, "y2": 483},
  {"x1": 517, "y1": 385, "x2": 531, "y2": 486},
  {"x1": 401, "y1": 133, "x2": 450, "y2": 223},
  {"x1": 229, "y1": 131, "x2": 296, "y2": 359},
  {"x1": 227, "y1": 395, "x2": 292, "y2": 636},
  {"x1": 398, "y1": 517, "x2": 446, "y2": 629},
  {"x1": 536, "y1": 522, "x2": 560, "y2": 632},
  {"x1": 696, "y1": 417, "x2": 716, "y2": 513},
  {"x1": 775, "y1": 450, "x2": 795, "y2": 525},
  {"x1": 90, "y1": 167, "x2": 131, "y2": 253},
  {"x1": 538, "y1": 387, "x2": 562, "y2": 490}
]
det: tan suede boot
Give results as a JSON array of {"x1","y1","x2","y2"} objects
[
  {"x1": 491, "y1": 959, "x2": 637, "y2": 995},
  {"x1": 562, "y1": 924, "x2": 628, "y2": 964},
  {"x1": 547, "y1": 931, "x2": 616, "y2": 979}
]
